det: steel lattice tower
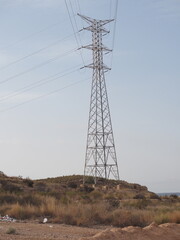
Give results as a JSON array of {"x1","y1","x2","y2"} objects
[{"x1": 78, "y1": 14, "x2": 120, "y2": 184}]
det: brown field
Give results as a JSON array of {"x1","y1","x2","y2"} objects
[
  {"x1": 0, "y1": 221, "x2": 102, "y2": 240},
  {"x1": 0, "y1": 222, "x2": 180, "y2": 240},
  {"x1": 0, "y1": 173, "x2": 179, "y2": 239}
]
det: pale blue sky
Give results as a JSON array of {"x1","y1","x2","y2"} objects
[{"x1": 0, "y1": 0, "x2": 179, "y2": 193}]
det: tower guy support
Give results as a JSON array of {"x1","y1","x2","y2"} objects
[{"x1": 79, "y1": 14, "x2": 120, "y2": 184}]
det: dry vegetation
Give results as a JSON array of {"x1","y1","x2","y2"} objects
[{"x1": 0, "y1": 172, "x2": 179, "y2": 227}]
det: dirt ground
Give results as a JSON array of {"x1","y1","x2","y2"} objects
[
  {"x1": 0, "y1": 222, "x2": 102, "y2": 240},
  {"x1": 80, "y1": 222, "x2": 180, "y2": 240},
  {"x1": 0, "y1": 222, "x2": 180, "y2": 240}
]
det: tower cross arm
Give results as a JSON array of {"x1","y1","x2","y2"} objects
[
  {"x1": 78, "y1": 13, "x2": 114, "y2": 27},
  {"x1": 80, "y1": 26, "x2": 110, "y2": 34},
  {"x1": 81, "y1": 44, "x2": 112, "y2": 52},
  {"x1": 84, "y1": 63, "x2": 111, "y2": 71}
]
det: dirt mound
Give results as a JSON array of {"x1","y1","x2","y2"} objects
[{"x1": 79, "y1": 223, "x2": 180, "y2": 240}]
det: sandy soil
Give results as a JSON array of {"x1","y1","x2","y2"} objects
[
  {"x1": 0, "y1": 222, "x2": 180, "y2": 240},
  {"x1": 0, "y1": 222, "x2": 102, "y2": 240},
  {"x1": 80, "y1": 222, "x2": 180, "y2": 240}
]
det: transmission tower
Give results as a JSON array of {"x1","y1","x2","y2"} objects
[{"x1": 78, "y1": 14, "x2": 120, "y2": 184}]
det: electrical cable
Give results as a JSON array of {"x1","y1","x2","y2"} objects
[
  {"x1": 0, "y1": 20, "x2": 66, "y2": 52},
  {"x1": 0, "y1": 77, "x2": 90, "y2": 114},
  {"x1": 64, "y1": 0, "x2": 85, "y2": 66},
  {"x1": 0, "y1": 48, "x2": 77, "y2": 85},
  {"x1": 112, "y1": 0, "x2": 119, "y2": 50},
  {"x1": 77, "y1": 0, "x2": 82, "y2": 14},
  {"x1": 110, "y1": 0, "x2": 119, "y2": 68},
  {"x1": 0, "y1": 33, "x2": 75, "y2": 71},
  {"x1": 109, "y1": 0, "x2": 112, "y2": 23},
  {"x1": 69, "y1": 0, "x2": 82, "y2": 42},
  {"x1": 75, "y1": 0, "x2": 84, "y2": 28},
  {"x1": 0, "y1": 65, "x2": 81, "y2": 103}
]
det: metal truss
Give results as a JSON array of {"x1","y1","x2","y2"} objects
[{"x1": 78, "y1": 14, "x2": 120, "y2": 184}]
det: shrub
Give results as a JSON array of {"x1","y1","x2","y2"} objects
[
  {"x1": 149, "y1": 193, "x2": 160, "y2": 200},
  {"x1": 170, "y1": 194, "x2": 178, "y2": 199},
  {"x1": 6, "y1": 203, "x2": 38, "y2": 219},
  {"x1": 135, "y1": 199, "x2": 149, "y2": 209},
  {"x1": 112, "y1": 209, "x2": 153, "y2": 227},
  {"x1": 23, "y1": 178, "x2": 34, "y2": 188},
  {"x1": 18, "y1": 194, "x2": 41, "y2": 206},
  {"x1": 85, "y1": 176, "x2": 94, "y2": 184},
  {"x1": 34, "y1": 182, "x2": 47, "y2": 192},
  {"x1": 107, "y1": 198, "x2": 120, "y2": 209},
  {"x1": 134, "y1": 194, "x2": 145, "y2": 199},
  {"x1": 81, "y1": 185, "x2": 94, "y2": 193},
  {"x1": 0, "y1": 194, "x2": 18, "y2": 204},
  {"x1": 2, "y1": 182, "x2": 22, "y2": 193},
  {"x1": 67, "y1": 181, "x2": 77, "y2": 188},
  {"x1": 81, "y1": 195, "x2": 91, "y2": 203},
  {"x1": 48, "y1": 191, "x2": 61, "y2": 200},
  {"x1": 0, "y1": 171, "x2": 6, "y2": 176},
  {"x1": 90, "y1": 190, "x2": 103, "y2": 200},
  {"x1": 170, "y1": 211, "x2": 180, "y2": 223},
  {"x1": 6, "y1": 227, "x2": 16, "y2": 234},
  {"x1": 155, "y1": 213, "x2": 170, "y2": 224}
]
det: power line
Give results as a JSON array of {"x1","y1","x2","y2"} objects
[
  {"x1": 0, "y1": 66, "x2": 81, "y2": 103},
  {"x1": 0, "y1": 77, "x2": 89, "y2": 114},
  {"x1": 0, "y1": 48, "x2": 77, "y2": 85},
  {"x1": 0, "y1": 20, "x2": 65, "y2": 52},
  {"x1": 112, "y1": 0, "x2": 119, "y2": 50},
  {"x1": 109, "y1": 0, "x2": 112, "y2": 20},
  {"x1": 69, "y1": 0, "x2": 82, "y2": 42},
  {"x1": 75, "y1": 0, "x2": 84, "y2": 28},
  {"x1": 110, "y1": 0, "x2": 119, "y2": 68},
  {"x1": 0, "y1": 33, "x2": 75, "y2": 71},
  {"x1": 77, "y1": 0, "x2": 82, "y2": 14},
  {"x1": 64, "y1": 0, "x2": 85, "y2": 65}
]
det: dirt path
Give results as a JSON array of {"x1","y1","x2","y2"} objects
[
  {"x1": 80, "y1": 223, "x2": 180, "y2": 240},
  {"x1": 0, "y1": 222, "x2": 180, "y2": 240},
  {"x1": 0, "y1": 222, "x2": 102, "y2": 240}
]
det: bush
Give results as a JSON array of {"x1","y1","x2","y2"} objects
[
  {"x1": 1, "y1": 182, "x2": 22, "y2": 193},
  {"x1": 90, "y1": 191, "x2": 103, "y2": 200},
  {"x1": 18, "y1": 194, "x2": 41, "y2": 206},
  {"x1": 34, "y1": 182, "x2": 47, "y2": 192},
  {"x1": 6, "y1": 227, "x2": 16, "y2": 235},
  {"x1": 170, "y1": 211, "x2": 180, "y2": 223},
  {"x1": 80, "y1": 185, "x2": 94, "y2": 193},
  {"x1": 85, "y1": 176, "x2": 94, "y2": 184},
  {"x1": 150, "y1": 193, "x2": 160, "y2": 200},
  {"x1": 134, "y1": 194, "x2": 145, "y2": 199},
  {"x1": 0, "y1": 194, "x2": 18, "y2": 204},
  {"x1": 135, "y1": 199, "x2": 149, "y2": 209},
  {"x1": 112, "y1": 209, "x2": 152, "y2": 227},
  {"x1": 67, "y1": 181, "x2": 77, "y2": 189},
  {"x1": 23, "y1": 178, "x2": 34, "y2": 188},
  {"x1": 170, "y1": 194, "x2": 178, "y2": 199},
  {"x1": 107, "y1": 198, "x2": 120, "y2": 209}
]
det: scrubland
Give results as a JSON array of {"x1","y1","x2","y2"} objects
[{"x1": 0, "y1": 174, "x2": 179, "y2": 227}]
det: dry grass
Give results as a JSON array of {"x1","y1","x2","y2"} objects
[
  {"x1": 0, "y1": 196, "x2": 179, "y2": 227},
  {"x1": 0, "y1": 174, "x2": 179, "y2": 227}
]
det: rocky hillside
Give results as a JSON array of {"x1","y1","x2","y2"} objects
[{"x1": 0, "y1": 172, "x2": 157, "y2": 200}]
